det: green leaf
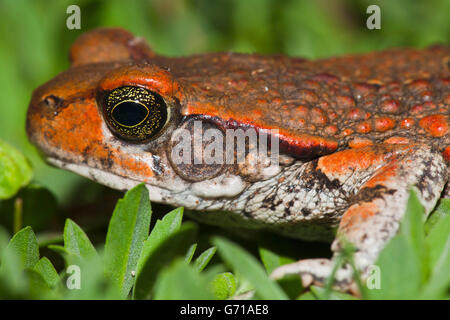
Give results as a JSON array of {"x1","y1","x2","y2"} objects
[
  {"x1": 427, "y1": 211, "x2": 450, "y2": 269},
  {"x1": 5, "y1": 226, "x2": 39, "y2": 269},
  {"x1": 400, "y1": 189, "x2": 426, "y2": 252},
  {"x1": 153, "y1": 258, "x2": 214, "y2": 299},
  {"x1": 422, "y1": 212, "x2": 450, "y2": 298},
  {"x1": 368, "y1": 235, "x2": 422, "y2": 299},
  {"x1": 425, "y1": 199, "x2": 450, "y2": 234},
  {"x1": 64, "y1": 219, "x2": 97, "y2": 260},
  {"x1": 0, "y1": 226, "x2": 26, "y2": 295},
  {"x1": 233, "y1": 273, "x2": 255, "y2": 297},
  {"x1": 104, "y1": 183, "x2": 152, "y2": 298},
  {"x1": 0, "y1": 226, "x2": 58, "y2": 299},
  {"x1": 136, "y1": 207, "x2": 183, "y2": 275},
  {"x1": 275, "y1": 274, "x2": 304, "y2": 299},
  {"x1": 33, "y1": 257, "x2": 60, "y2": 288},
  {"x1": 37, "y1": 232, "x2": 63, "y2": 248},
  {"x1": 184, "y1": 243, "x2": 197, "y2": 263},
  {"x1": 64, "y1": 255, "x2": 123, "y2": 300},
  {"x1": 0, "y1": 225, "x2": 10, "y2": 258},
  {"x1": 22, "y1": 269, "x2": 54, "y2": 299},
  {"x1": 309, "y1": 285, "x2": 358, "y2": 300},
  {"x1": 399, "y1": 189, "x2": 427, "y2": 280},
  {"x1": 194, "y1": 246, "x2": 216, "y2": 272},
  {"x1": 133, "y1": 222, "x2": 197, "y2": 300},
  {"x1": 213, "y1": 237, "x2": 288, "y2": 300},
  {"x1": 297, "y1": 291, "x2": 318, "y2": 300},
  {"x1": 210, "y1": 272, "x2": 237, "y2": 299},
  {"x1": 47, "y1": 244, "x2": 80, "y2": 266},
  {"x1": 0, "y1": 140, "x2": 32, "y2": 199},
  {"x1": 258, "y1": 246, "x2": 295, "y2": 274},
  {"x1": 20, "y1": 185, "x2": 58, "y2": 232}
]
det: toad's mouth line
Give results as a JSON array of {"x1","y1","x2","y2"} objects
[
  {"x1": 48, "y1": 157, "x2": 151, "y2": 191},
  {"x1": 46, "y1": 157, "x2": 267, "y2": 207},
  {"x1": 47, "y1": 157, "x2": 208, "y2": 208}
]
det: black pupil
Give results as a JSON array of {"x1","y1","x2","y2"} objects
[{"x1": 112, "y1": 101, "x2": 148, "y2": 127}]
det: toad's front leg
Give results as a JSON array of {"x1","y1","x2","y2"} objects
[{"x1": 271, "y1": 144, "x2": 447, "y2": 291}]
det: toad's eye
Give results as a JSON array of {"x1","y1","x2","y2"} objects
[{"x1": 102, "y1": 86, "x2": 168, "y2": 142}]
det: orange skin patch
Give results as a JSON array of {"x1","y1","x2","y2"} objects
[
  {"x1": 339, "y1": 161, "x2": 400, "y2": 230},
  {"x1": 324, "y1": 125, "x2": 338, "y2": 135},
  {"x1": 380, "y1": 100, "x2": 401, "y2": 114},
  {"x1": 98, "y1": 64, "x2": 183, "y2": 100},
  {"x1": 374, "y1": 117, "x2": 396, "y2": 132},
  {"x1": 317, "y1": 144, "x2": 408, "y2": 177},
  {"x1": 363, "y1": 163, "x2": 399, "y2": 188},
  {"x1": 340, "y1": 202, "x2": 378, "y2": 229},
  {"x1": 400, "y1": 118, "x2": 415, "y2": 129},
  {"x1": 69, "y1": 28, "x2": 155, "y2": 66},
  {"x1": 29, "y1": 100, "x2": 155, "y2": 180},
  {"x1": 444, "y1": 146, "x2": 450, "y2": 162},
  {"x1": 356, "y1": 121, "x2": 372, "y2": 134},
  {"x1": 347, "y1": 108, "x2": 366, "y2": 121},
  {"x1": 321, "y1": 147, "x2": 405, "y2": 230},
  {"x1": 384, "y1": 136, "x2": 410, "y2": 144},
  {"x1": 348, "y1": 137, "x2": 373, "y2": 148},
  {"x1": 419, "y1": 114, "x2": 449, "y2": 137},
  {"x1": 182, "y1": 101, "x2": 339, "y2": 159},
  {"x1": 342, "y1": 129, "x2": 354, "y2": 136}
]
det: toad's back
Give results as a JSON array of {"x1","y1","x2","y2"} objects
[{"x1": 150, "y1": 46, "x2": 449, "y2": 157}]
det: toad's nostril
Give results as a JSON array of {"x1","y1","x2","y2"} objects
[{"x1": 43, "y1": 95, "x2": 63, "y2": 109}]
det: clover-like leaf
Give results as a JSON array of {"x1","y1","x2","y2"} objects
[{"x1": 0, "y1": 140, "x2": 32, "y2": 200}]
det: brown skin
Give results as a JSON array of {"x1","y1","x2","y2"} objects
[{"x1": 27, "y1": 28, "x2": 449, "y2": 291}]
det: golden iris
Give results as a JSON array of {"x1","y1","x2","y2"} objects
[{"x1": 103, "y1": 86, "x2": 168, "y2": 142}]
